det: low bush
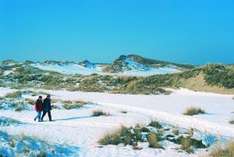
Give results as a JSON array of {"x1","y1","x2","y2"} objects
[
  {"x1": 180, "y1": 136, "x2": 193, "y2": 153},
  {"x1": 183, "y1": 107, "x2": 206, "y2": 116},
  {"x1": 63, "y1": 101, "x2": 87, "y2": 110},
  {"x1": 120, "y1": 110, "x2": 128, "y2": 114},
  {"x1": 36, "y1": 151, "x2": 47, "y2": 157},
  {"x1": 147, "y1": 132, "x2": 162, "y2": 148},
  {"x1": 172, "y1": 128, "x2": 179, "y2": 136},
  {"x1": 148, "y1": 121, "x2": 162, "y2": 129},
  {"x1": 5, "y1": 91, "x2": 22, "y2": 98},
  {"x1": 99, "y1": 123, "x2": 164, "y2": 148},
  {"x1": 229, "y1": 120, "x2": 234, "y2": 124},
  {"x1": 92, "y1": 110, "x2": 110, "y2": 117},
  {"x1": 100, "y1": 134, "x2": 120, "y2": 145},
  {"x1": 176, "y1": 135, "x2": 206, "y2": 153}
]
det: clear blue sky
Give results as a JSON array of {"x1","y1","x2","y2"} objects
[{"x1": 0, "y1": 0, "x2": 234, "y2": 64}]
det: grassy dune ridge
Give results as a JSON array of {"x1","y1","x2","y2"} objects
[{"x1": 0, "y1": 60, "x2": 233, "y2": 94}]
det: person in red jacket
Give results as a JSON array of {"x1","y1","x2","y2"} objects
[{"x1": 34, "y1": 96, "x2": 43, "y2": 122}]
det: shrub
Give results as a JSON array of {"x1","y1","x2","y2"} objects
[
  {"x1": 147, "y1": 132, "x2": 162, "y2": 148},
  {"x1": 92, "y1": 110, "x2": 110, "y2": 117},
  {"x1": 9, "y1": 138, "x2": 16, "y2": 148},
  {"x1": 15, "y1": 106, "x2": 24, "y2": 112},
  {"x1": 229, "y1": 120, "x2": 234, "y2": 124},
  {"x1": 36, "y1": 151, "x2": 47, "y2": 157},
  {"x1": 98, "y1": 126, "x2": 127, "y2": 145},
  {"x1": 203, "y1": 64, "x2": 234, "y2": 88},
  {"x1": 99, "y1": 126, "x2": 143, "y2": 146},
  {"x1": 148, "y1": 121, "x2": 162, "y2": 129},
  {"x1": 63, "y1": 103, "x2": 83, "y2": 110},
  {"x1": 177, "y1": 135, "x2": 206, "y2": 153},
  {"x1": 5, "y1": 91, "x2": 22, "y2": 98},
  {"x1": 25, "y1": 98, "x2": 35, "y2": 105},
  {"x1": 209, "y1": 141, "x2": 234, "y2": 157},
  {"x1": 180, "y1": 137, "x2": 193, "y2": 153},
  {"x1": 183, "y1": 107, "x2": 206, "y2": 116},
  {"x1": 172, "y1": 128, "x2": 179, "y2": 136},
  {"x1": 63, "y1": 101, "x2": 87, "y2": 110},
  {"x1": 121, "y1": 110, "x2": 128, "y2": 114},
  {"x1": 141, "y1": 127, "x2": 150, "y2": 132}
]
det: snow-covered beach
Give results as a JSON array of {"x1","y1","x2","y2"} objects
[{"x1": 0, "y1": 88, "x2": 233, "y2": 157}]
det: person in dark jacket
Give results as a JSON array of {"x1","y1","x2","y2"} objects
[
  {"x1": 34, "y1": 96, "x2": 43, "y2": 122},
  {"x1": 41, "y1": 94, "x2": 52, "y2": 121}
]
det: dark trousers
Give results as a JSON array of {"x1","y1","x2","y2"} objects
[{"x1": 41, "y1": 110, "x2": 52, "y2": 121}]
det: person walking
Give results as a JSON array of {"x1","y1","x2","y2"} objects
[
  {"x1": 41, "y1": 94, "x2": 53, "y2": 121},
  {"x1": 34, "y1": 96, "x2": 43, "y2": 122}
]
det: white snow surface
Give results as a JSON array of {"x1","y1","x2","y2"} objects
[
  {"x1": 42, "y1": 88, "x2": 234, "y2": 137},
  {"x1": 0, "y1": 87, "x2": 16, "y2": 97},
  {"x1": 31, "y1": 62, "x2": 179, "y2": 76},
  {"x1": 0, "y1": 88, "x2": 234, "y2": 157},
  {"x1": 32, "y1": 63, "x2": 103, "y2": 75},
  {"x1": 119, "y1": 58, "x2": 179, "y2": 76}
]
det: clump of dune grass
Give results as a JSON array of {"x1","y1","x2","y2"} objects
[
  {"x1": 183, "y1": 107, "x2": 206, "y2": 116},
  {"x1": 209, "y1": 141, "x2": 234, "y2": 157},
  {"x1": 98, "y1": 127, "x2": 124, "y2": 145},
  {"x1": 92, "y1": 110, "x2": 110, "y2": 117},
  {"x1": 147, "y1": 132, "x2": 162, "y2": 148},
  {"x1": 99, "y1": 123, "x2": 164, "y2": 149},
  {"x1": 180, "y1": 136, "x2": 194, "y2": 153},
  {"x1": 63, "y1": 100, "x2": 87, "y2": 110},
  {"x1": 25, "y1": 98, "x2": 35, "y2": 105},
  {"x1": 5, "y1": 91, "x2": 22, "y2": 99}
]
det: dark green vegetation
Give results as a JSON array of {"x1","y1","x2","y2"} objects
[
  {"x1": 183, "y1": 107, "x2": 206, "y2": 116},
  {"x1": 203, "y1": 64, "x2": 234, "y2": 89},
  {"x1": 0, "y1": 59, "x2": 234, "y2": 95},
  {"x1": 92, "y1": 110, "x2": 110, "y2": 117},
  {"x1": 98, "y1": 121, "x2": 207, "y2": 153},
  {"x1": 229, "y1": 120, "x2": 234, "y2": 124}
]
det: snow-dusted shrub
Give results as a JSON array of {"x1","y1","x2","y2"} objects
[
  {"x1": 0, "y1": 131, "x2": 80, "y2": 157},
  {"x1": 209, "y1": 141, "x2": 234, "y2": 157},
  {"x1": 5, "y1": 91, "x2": 22, "y2": 98},
  {"x1": 147, "y1": 132, "x2": 162, "y2": 148},
  {"x1": 172, "y1": 128, "x2": 179, "y2": 136},
  {"x1": 229, "y1": 120, "x2": 234, "y2": 124},
  {"x1": 0, "y1": 99, "x2": 32, "y2": 111},
  {"x1": 36, "y1": 151, "x2": 47, "y2": 157},
  {"x1": 120, "y1": 110, "x2": 128, "y2": 114},
  {"x1": 148, "y1": 121, "x2": 162, "y2": 129},
  {"x1": 99, "y1": 126, "x2": 126, "y2": 145},
  {"x1": 99, "y1": 124, "x2": 164, "y2": 148},
  {"x1": 177, "y1": 135, "x2": 206, "y2": 153},
  {"x1": 63, "y1": 100, "x2": 87, "y2": 110},
  {"x1": 183, "y1": 107, "x2": 206, "y2": 116},
  {"x1": 0, "y1": 117, "x2": 22, "y2": 126},
  {"x1": 92, "y1": 110, "x2": 110, "y2": 117},
  {"x1": 25, "y1": 98, "x2": 34, "y2": 105},
  {"x1": 99, "y1": 121, "x2": 211, "y2": 152},
  {"x1": 180, "y1": 136, "x2": 194, "y2": 153}
]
